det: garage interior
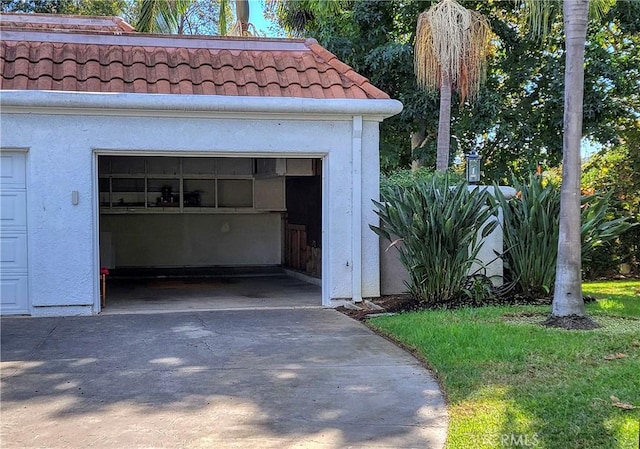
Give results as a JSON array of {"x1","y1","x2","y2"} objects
[{"x1": 98, "y1": 155, "x2": 322, "y2": 312}]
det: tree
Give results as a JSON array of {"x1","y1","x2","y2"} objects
[
  {"x1": 0, "y1": 0, "x2": 126, "y2": 15},
  {"x1": 267, "y1": 1, "x2": 637, "y2": 178},
  {"x1": 522, "y1": 0, "x2": 613, "y2": 326},
  {"x1": 550, "y1": 0, "x2": 591, "y2": 320},
  {"x1": 135, "y1": 0, "x2": 232, "y2": 35},
  {"x1": 184, "y1": 0, "x2": 232, "y2": 35},
  {"x1": 268, "y1": 0, "x2": 440, "y2": 171},
  {"x1": 414, "y1": 0, "x2": 491, "y2": 171},
  {"x1": 581, "y1": 125, "x2": 640, "y2": 277},
  {"x1": 229, "y1": 0, "x2": 250, "y2": 35},
  {"x1": 136, "y1": 0, "x2": 192, "y2": 33}
]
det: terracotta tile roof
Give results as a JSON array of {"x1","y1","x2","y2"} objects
[{"x1": 0, "y1": 13, "x2": 389, "y2": 100}]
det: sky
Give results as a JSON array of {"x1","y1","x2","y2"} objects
[{"x1": 248, "y1": 0, "x2": 284, "y2": 37}]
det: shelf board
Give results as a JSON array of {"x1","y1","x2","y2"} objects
[{"x1": 100, "y1": 207, "x2": 284, "y2": 215}]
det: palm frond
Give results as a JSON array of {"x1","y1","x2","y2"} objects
[
  {"x1": 520, "y1": 0, "x2": 614, "y2": 40},
  {"x1": 136, "y1": 0, "x2": 191, "y2": 34},
  {"x1": 265, "y1": 0, "x2": 347, "y2": 37},
  {"x1": 219, "y1": 0, "x2": 230, "y2": 35},
  {"x1": 414, "y1": 0, "x2": 491, "y2": 103},
  {"x1": 589, "y1": 0, "x2": 616, "y2": 21}
]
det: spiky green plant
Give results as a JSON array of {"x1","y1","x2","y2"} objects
[
  {"x1": 495, "y1": 175, "x2": 636, "y2": 297},
  {"x1": 496, "y1": 176, "x2": 561, "y2": 297},
  {"x1": 371, "y1": 177, "x2": 498, "y2": 305}
]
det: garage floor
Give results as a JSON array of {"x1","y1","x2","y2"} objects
[{"x1": 101, "y1": 275, "x2": 322, "y2": 314}]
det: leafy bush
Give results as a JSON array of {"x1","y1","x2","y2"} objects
[
  {"x1": 581, "y1": 144, "x2": 640, "y2": 276},
  {"x1": 371, "y1": 176, "x2": 498, "y2": 305},
  {"x1": 495, "y1": 175, "x2": 636, "y2": 297},
  {"x1": 380, "y1": 167, "x2": 463, "y2": 191},
  {"x1": 581, "y1": 191, "x2": 637, "y2": 274}
]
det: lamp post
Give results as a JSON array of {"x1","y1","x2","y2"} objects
[{"x1": 466, "y1": 150, "x2": 481, "y2": 184}]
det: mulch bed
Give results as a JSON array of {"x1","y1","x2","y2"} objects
[{"x1": 336, "y1": 295, "x2": 417, "y2": 321}]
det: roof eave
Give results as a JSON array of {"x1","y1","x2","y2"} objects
[{"x1": 0, "y1": 90, "x2": 403, "y2": 120}]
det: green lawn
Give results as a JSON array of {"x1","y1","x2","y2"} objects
[
  {"x1": 368, "y1": 280, "x2": 640, "y2": 449},
  {"x1": 584, "y1": 280, "x2": 640, "y2": 318}
]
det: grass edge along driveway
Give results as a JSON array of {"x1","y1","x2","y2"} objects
[{"x1": 369, "y1": 280, "x2": 640, "y2": 449}]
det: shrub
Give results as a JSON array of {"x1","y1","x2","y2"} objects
[
  {"x1": 380, "y1": 167, "x2": 463, "y2": 191},
  {"x1": 495, "y1": 175, "x2": 636, "y2": 297},
  {"x1": 581, "y1": 191, "x2": 637, "y2": 274},
  {"x1": 495, "y1": 176, "x2": 561, "y2": 297},
  {"x1": 371, "y1": 176, "x2": 498, "y2": 305},
  {"x1": 581, "y1": 143, "x2": 640, "y2": 275}
]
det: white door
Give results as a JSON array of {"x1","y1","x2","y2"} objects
[{"x1": 0, "y1": 152, "x2": 29, "y2": 315}]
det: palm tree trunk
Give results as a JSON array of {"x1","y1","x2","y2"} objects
[
  {"x1": 236, "y1": 0, "x2": 249, "y2": 34},
  {"x1": 552, "y1": 0, "x2": 590, "y2": 317},
  {"x1": 436, "y1": 71, "x2": 452, "y2": 171},
  {"x1": 411, "y1": 122, "x2": 426, "y2": 170}
]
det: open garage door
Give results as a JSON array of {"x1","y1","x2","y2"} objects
[{"x1": 97, "y1": 155, "x2": 322, "y2": 311}]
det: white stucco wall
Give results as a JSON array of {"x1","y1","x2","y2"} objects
[
  {"x1": 360, "y1": 121, "x2": 382, "y2": 298},
  {"x1": 0, "y1": 91, "x2": 402, "y2": 315},
  {"x1": 100, "y1": 213, "x2": 282, "y2": 267}
]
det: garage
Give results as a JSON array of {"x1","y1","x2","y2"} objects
[
  {"x1": 0, "y1": 13, "x2": 402, "y2": 316},
  {"x1": 98, "y1": 154, "x2": 323, "y2": 311}
]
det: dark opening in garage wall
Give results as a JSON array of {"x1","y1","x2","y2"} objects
[{"x1": 286, "y1": 175, "x2": 322, "y2": 248}]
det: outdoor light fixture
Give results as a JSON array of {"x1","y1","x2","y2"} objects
[{"x1": 466, "y1": 150, "x2": 482, "y2": 184}]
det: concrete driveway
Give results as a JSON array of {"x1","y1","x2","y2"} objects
[{"x1": 1, "y1": 309, "x2": 447, "y2": 448}]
